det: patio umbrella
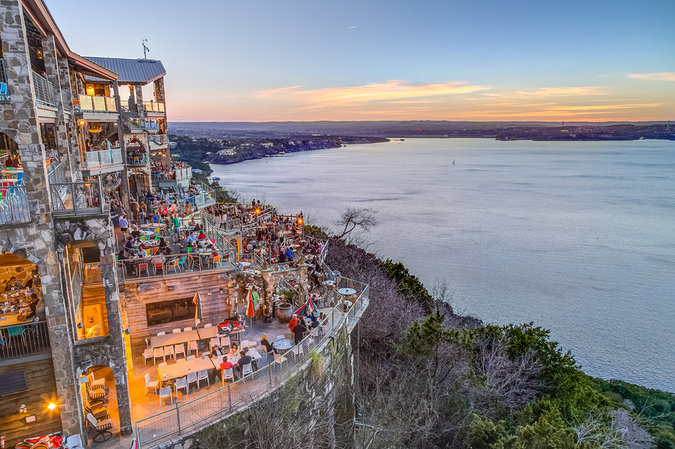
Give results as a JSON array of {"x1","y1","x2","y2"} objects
[
  {"x1": 193, "y1": 291, "x2": 203, "y2": 327},
  {"x1": 295, "y1": 296, "x2": 317, "y2": 318},
  {"x1": 245, "y1": 289, "x2": 255, "y2": 337}
]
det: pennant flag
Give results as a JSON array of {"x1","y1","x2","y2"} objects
[
  {"x1": 252, "y1": 290, "x2": 260, "y2": 307},
  {"x1": 295, "y1": 296, "x2": 317, "y2": 318},
  {"x1": 246, "y1": 289, "x2": 255, "y2": 319},
  {"x1": 193, "y1": 292, "x2": 203, "y2": 326}
]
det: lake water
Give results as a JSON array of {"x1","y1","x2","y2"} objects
[{"x1": 211, "y1": 138, "x2": 675, "y2": 392}]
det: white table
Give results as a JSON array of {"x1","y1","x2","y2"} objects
[
  {"x1": 273, "y1": 338, "x2": 293, "y2": 352},
  {"x1": 151, "y1": 326, "x2": 218, "y2": 348},
  {"x1": 337, "y1": 287, "x2": 357, "y2": 296},
  {"x1": 157, "y1": 357, "x2": 216, "y2": 382}
]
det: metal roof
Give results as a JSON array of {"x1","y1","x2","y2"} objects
[{"x1": 84, "y1": 57, "x2": 166, "y2": 84}]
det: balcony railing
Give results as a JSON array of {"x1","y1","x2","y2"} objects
[
  {"x1": 143, "y1": 101, "x2": 165, "y2": 113},
  {"x1": 32, "y1": 71, "x2": 56, "y2": 107},
  {"x1": 50, "y1": 181, "x2": 107, "y2": 216},
  {"x1": 127, "y1": 153, "x2": 149, "y2": 166},
  {"x1": 81, "y1": 149, "x2": 124, "y2": 172},
  {"x1": 0, "y1": 320, "x2": 50, "y2": 361},
  {"x1": 78, "y1": 94, "x2": 117, "y2": 113},
  {"x1": 47, "y1": 159, "x2": 66, "y2": 185},
  {"x1": 0, "y1": 184, "x2": 30, "y2": 225}
]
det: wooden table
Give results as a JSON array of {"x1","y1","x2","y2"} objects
[
  {"x1": 151, "y1": 326, "x2": 219, "y2": 348},
  {"x1": 157, "y1": 357, "x2": 216, "y2": 382},
  {"x1": 0, "y1": 313, "x2": 22, "y2": 328}
]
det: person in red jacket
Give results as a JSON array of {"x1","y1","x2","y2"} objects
[{"x1": 288, "y1": 314, "x2": 298, "y2": 333}]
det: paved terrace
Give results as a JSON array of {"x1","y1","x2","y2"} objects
[{"x1": 97, "y1": 275, "x2": 368, "y2": 449}]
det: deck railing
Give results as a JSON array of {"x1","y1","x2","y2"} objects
[
  {"x1": 117, "y1": 251, "x2": 234, "y2": 283},
  {"x1": 143, "y1": 101, "x2": 165, "y2": 113},
  {"x1": 0, "y1": 320, "x2": 50, "y2": 361},
  {"x1": 133, "y1": 279, "x2": 369, "y2": 449},
  {"x1": 78, "y1": 94, "x2": 117, "y2": 113},
  {"x1": 81, "y1": 148, "x2": 124, "y2": 171},
  {"x1": 0, "y1": 184, "x2": 30, "y2": 225},
  {"x1": 32, "y1": 71, "x2": 56, "y2": 107},
  {"x1": 50, "y1": 181, "x2": 107, "y2": 216}
]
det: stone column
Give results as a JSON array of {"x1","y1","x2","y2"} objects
[
  {"x1": 57, "y1": 58, "x2": 81, "y2": 181},
  {"x1": 134, "y1": 84, "x2": 144, "y2": 117}
]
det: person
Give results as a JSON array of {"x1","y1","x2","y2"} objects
[
  {"x1": 220, "y1": 356, "x2": 233, "y2": 382},
  {"x1": 310, "y1": 314, "x2": 319, "y2": 330},
  {"x1": 5, "y1": 154, "x2": 16, "y2": 168},
  {"x1": 236, "y1": 351, "x2": 252, "y2": 378},
  {"x1": 5, "y1": 276, "x2": 22, "y2": 291},
  {"x1": 186, "y1": 232, "x2": 196, "y2": 246},
  {"x1": 288, "y1": 314, "x2": 298, "y2": 334},
  {"x1": 211, "y1": 345, "x2": 223, "y2": 359},
  {"x1": 229, "y1": 343, "x2": 239, "y2": 358},
  {"x1": 118, "y1": 215, "x2": 128, "y2": 232},
  {"x1": 197, "y1": 230, "x2": 207, "y2": 240},
  {"x1": 293, "y1": 319, "x2": 307, "y2": 345}
]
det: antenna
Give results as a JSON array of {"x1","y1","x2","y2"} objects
[{"x1": 142, "y1": 39, "x2": 150, "y2": 59}]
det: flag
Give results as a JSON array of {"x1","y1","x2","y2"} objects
[
  {"x1": 252, "y1": 290, "x2": 260, "y2": 307},
  {"x1": 246, "y1": 289, "x2": 255, "y2": 319},
  {"x1": 193, "y1": 292, "x2": 203, "y2": 326}
]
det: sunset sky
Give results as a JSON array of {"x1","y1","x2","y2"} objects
[{"x1": 48, "y1": 0, "x2": 674, "y2": 122}]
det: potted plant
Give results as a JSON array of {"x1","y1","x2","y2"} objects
[{"x1": 276, "y1": 288, "x2": 295, "y2": 323}]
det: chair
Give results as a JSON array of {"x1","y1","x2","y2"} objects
[
  {"x1": 157, "y1": 331, "x2": 166, "y2": 336},
  {"x1": 183, "y1": 327, "x2": 193, "y2": 332},
  {"x1": 222, "y1": 368, "x2": 234, "y2": 385},
  {"x1": 175, "y1": 376, "x2": 188, "y2": 396},
  {"x1": 241, "y1": 363, "x2": 252, "y2": 379},
  {"x1": 86, "y1": 385, "x2": 105, "y2": 402},
  {"x1": 186, "y1": 355, "x2": 195, "y2": 361},
  {"x1": 145, "y1": 338, "x2": 151, "y2": 348},
  {"x1": 176, "y1": 256, "x2": 188, "y2": 271},
  {"x1": 137, "y1": 263, "x2": 149, "y2": 276},
  {"x1": 143, "y1": 347, "x2": 153, "y2": 366},
  {"x1": 174, "y1": 343, "x2": 186, "y2": 359},
  {"x1": 204, "y1": 323, "x2": 212, "y2": 328},
  {"x1": 165, "y1": 257, "x2": 180, "y2": 273},
  {"x1": 240, "y1": 339, "x2": 250, "y2": 349},
  {"x1": 164, "y1": 345, "x2": 175, "y2": 361},
  {"x1": 274, "y1": 352, "x2": 287, "y2": 368},
  {"x1": 144, "y1": 373, "x2": 158, "y2": 395},
  {"x1": 197, "y1": 369, "x2": 209, "y2": 387},
  {"x1": 86, "y1": 413, "x2": 112, "y2": 442},
  {"x1": 172, "y1": 328, "x2": 181, "y2": 334},
  {"x1": 276, "y1": 335, "x2": 285, "y2": 341},
  {"x1": 220, "y1": 336, "x2": 231, "y2": 347},
  {"x1": 201, "y1": 352, "x2": 210, "y2": 359},
  {"x1": 212, "y1": 255, "x2": 221, "y2": 268},
  {"x1": 188, "y1": 340, "x2": 198, "y2": 355},
  {"x1": 159, "y1": 386, "x2": 173, "y2": 405},
  {"x1": 158, "y1": 362, "x2": 167, "y2": 368},
  {"x1": 153, "y1": 347, "x2": 164, "y2": 363},
  {"x1": 209, "y1": 338, "x2": 218, "y2": 351},
  {"x1": 154, "y1": 262, "x2": 164, "y2": 275},
  {"x1": 84, "y1": 400, "x2": 109, "y2": 420},
  {"x1": 187, "y1": 372, "x2": 198, "y2": 391}
]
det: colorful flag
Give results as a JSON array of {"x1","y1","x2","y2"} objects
[
  {"x1": 193, "y1": 292, "x2": 203, "y2": 326},
  {"x1": 246, "y1": 289, "x2": 255, "y2": 319},
  {"x1": 252, "y1": 290, "x2": 260, "y2": 307}
]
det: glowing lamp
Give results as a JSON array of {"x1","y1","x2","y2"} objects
[
  {"x1": 84, "y1": 183, "x2": 91, "y2": 188},
  {"x1": 78, "y1": 120, "x2": 85, "y2": 126},
  {"x1": 47, "y1": 402, "x2": 57, "y2": 411},
  {"x1": 298, "y1": 218, "x2": 303, "y2": 225}
]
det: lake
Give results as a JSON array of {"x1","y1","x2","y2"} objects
[{"x1": 211, "y1": 138, "x2": 675, "y2": 392}]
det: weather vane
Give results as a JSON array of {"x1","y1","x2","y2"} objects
[{"x1": 142, "y1": 39, "x2": 150, "y2": 59}]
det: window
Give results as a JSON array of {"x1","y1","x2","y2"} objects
[
  {"x1": 146, "y1": 298, "x2": 196, "y2": 327},
  {"x1": 0, "y1": 370, "x2": 28, "y2": 396}
]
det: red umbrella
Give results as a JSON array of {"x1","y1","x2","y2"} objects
[{"x1": 245, "y1": 289, "x2": 255, "y2": 319}]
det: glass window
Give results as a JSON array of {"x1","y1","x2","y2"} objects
[{"x1": 146, "y1": 298, "x2": 196, "y2": 327}]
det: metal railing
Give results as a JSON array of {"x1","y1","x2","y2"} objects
[
  {"x1": 81, "y1": 149, "x2": 124, "y2": 171},
  {"x1": 117, "y1": 250, "x2": 235, "y2": 283},
  {"x1": 47, "y1": 159, "x2": 66, "y2": 186},
  {"x1": 143, "y1": 101, "x2": 165, "y2": 113},
  {"x1": 0, "y1": 184, "x2": 30, "y2": 225},
  {"x1": 0, "y1": 320, "x2": 50, "y2": 361},
  {"x1": 134, "y1": 280, "x2": 369, "y2": 448},
  {"x1": 50, "y1": 180, "x2": 106, "y2": 216},
  {"x1": 78, "y1": 94, "x2": 117, "y2": 113},
  {"x1": 32, "y1": 71, "x2": 56, "y2": 107},
  {"x1": 127, "y1": 154, "x2": 149, "y2": 166}
]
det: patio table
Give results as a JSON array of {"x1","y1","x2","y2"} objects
[
  {"x1": 157, "y1": 356, "x2": 216, "y2": 382},
  {"x1": 337, "y1": 287, "x2": 357, "y2": 296},
  {"x1": 272, "y1": 338, "x2": 293, "y2": 353}
]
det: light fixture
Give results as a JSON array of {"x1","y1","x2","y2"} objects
[
  {"x1": 298, "y1": 218, "x2": 303, "y2": 225},
  {"x1": 47, "y1": 402, "x2": 57, "y2": 411},
  {"x1": 78, "y1": 119, "x2": 85, "y2": 126}
]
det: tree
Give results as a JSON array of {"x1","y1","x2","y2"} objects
[{"x1": 335, "y1": 207, "x2": 377, "y2": 239}]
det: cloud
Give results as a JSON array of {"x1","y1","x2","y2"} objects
[
  {"x1": 254, "y1": 80, "x2": 489, "y2": 108},
  {"x1": 628, "y1": 72, "x2": 675, "y2": 82},
  {"x1": 514, "y1": 86, "x2": 604, "y2": 96},
  {"x1": 348, "y1": 25, "x2": 358, "y2": 30},
  {"x1": 549, "y1": 103, "x2": 662, "y2": 111}
]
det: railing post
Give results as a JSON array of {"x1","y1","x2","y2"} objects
[
  {"x1": 98, "y1": 176, "x2": 105, "y2": 213},
  {"x1": 176, "y1": 403, "x2": 181, "y2": 436},
  {"x1": 227, "y1": 383, "x2": 231, "y2": 411}
]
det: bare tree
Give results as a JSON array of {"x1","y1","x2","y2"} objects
[
  {"x1": 335, "y1": 207, "x2": 377, "y2": 239},
  {"x1": 573, "y1": 407, "x2": 653, "y2": 449}
]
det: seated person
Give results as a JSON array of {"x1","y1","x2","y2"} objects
[
  {"x1": 211, "y1": 345, "x2": 224, "y2": 358},
  {"x1": 5, "y1": 277, "x2": 23, "y2": 292},
  {"x1": 220, "y1": 356, "x2": 233, "y2": 381},
  {"x1": 228, "y1": 343, "x2": 239, "y2": 358},
  {"x1": 197, "y1": 231, "x2": 207, "y2": 240},
  {"x1": 235, "y1": 351, "x2": 252, "y2": 377},
  {"x1": 260, "y1": 334, "x2": 273, "y2": 355}
]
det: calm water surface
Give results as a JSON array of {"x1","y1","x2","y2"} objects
[{"x1": 211, "y1": 138, "x2": 675, "y2": 392}]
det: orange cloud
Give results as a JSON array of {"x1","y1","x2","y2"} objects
[
  {"x1": 628, "y1": 72, "x2": 675, "y2": 82},
  {"x1": 255, "y1": 80, "x2": 489, "y2": 107}
]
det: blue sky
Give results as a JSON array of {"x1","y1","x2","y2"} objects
[{"x1": 48, "y1": 0, "x2": 675, "y2": 121}]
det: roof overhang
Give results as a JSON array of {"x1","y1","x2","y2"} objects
[{"x1": 21, "y1": 0, "x2": 119, "y2": 81}]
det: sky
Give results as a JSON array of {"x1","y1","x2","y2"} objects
[{"x1": 47, "y1": 0, "x2": 675, "y2": 122}]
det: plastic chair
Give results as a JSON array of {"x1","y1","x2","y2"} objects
[
  {"x1": 172, "y1": 328, "x2": 181, "y2": 334},
  {"x1": 164, "y1": 345, "x2": 175, "y2": 361},
  {"x1": 143, "y1": 347, "x2": 153, "y2": 366},
  {"x1": 137, "y1": 263, "x2": 149, "y2": 276},
  {"x1": 157, "y1": 331, "x2": 166, "y2": 336},
  {"x1": 197, "y1": 369, "x2": 209, "y2": 387},
  {"x1": 241, "y1": 363, "x2": 252, "y2": 379},
  {"x1": 166, "y1": 258, "x2": 180, "y2": 273},
  {"x1": 176, "y1": 256, "x2": 188, "y2": 271},
  {"x1": 154, "y1": 262, "x2": 164, "y2": 275},
  {"x1": 187, "y1": 372, "x2": 198, "y2": 391},
  {"x1": 204, "y1": 323, "x2": 212, "y2": 328},
  {"x1": 159, "y1": 386, "x2": 173, "y2": 405},
  {"x1": 186, "y1": 355, "x2": 195, "y2": 361},
  {"x1": 144, "y1": 373, "x2": 158, "y2": 395},
  {"x1": 183, "y1": 327, "x2": 193, "y2": 332},
  {"x1": 175, "y1": 376, "x2": 188, "y2": 396},
  {"x1": 174, "y1": 343, "x2": 186, "y2": 359},
  {"x1": 188, "y1": 340, "x2": 198, "y2": 355},
  {"x1": 222, "y1": 368, "x2": 234, "y2": 385}
]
